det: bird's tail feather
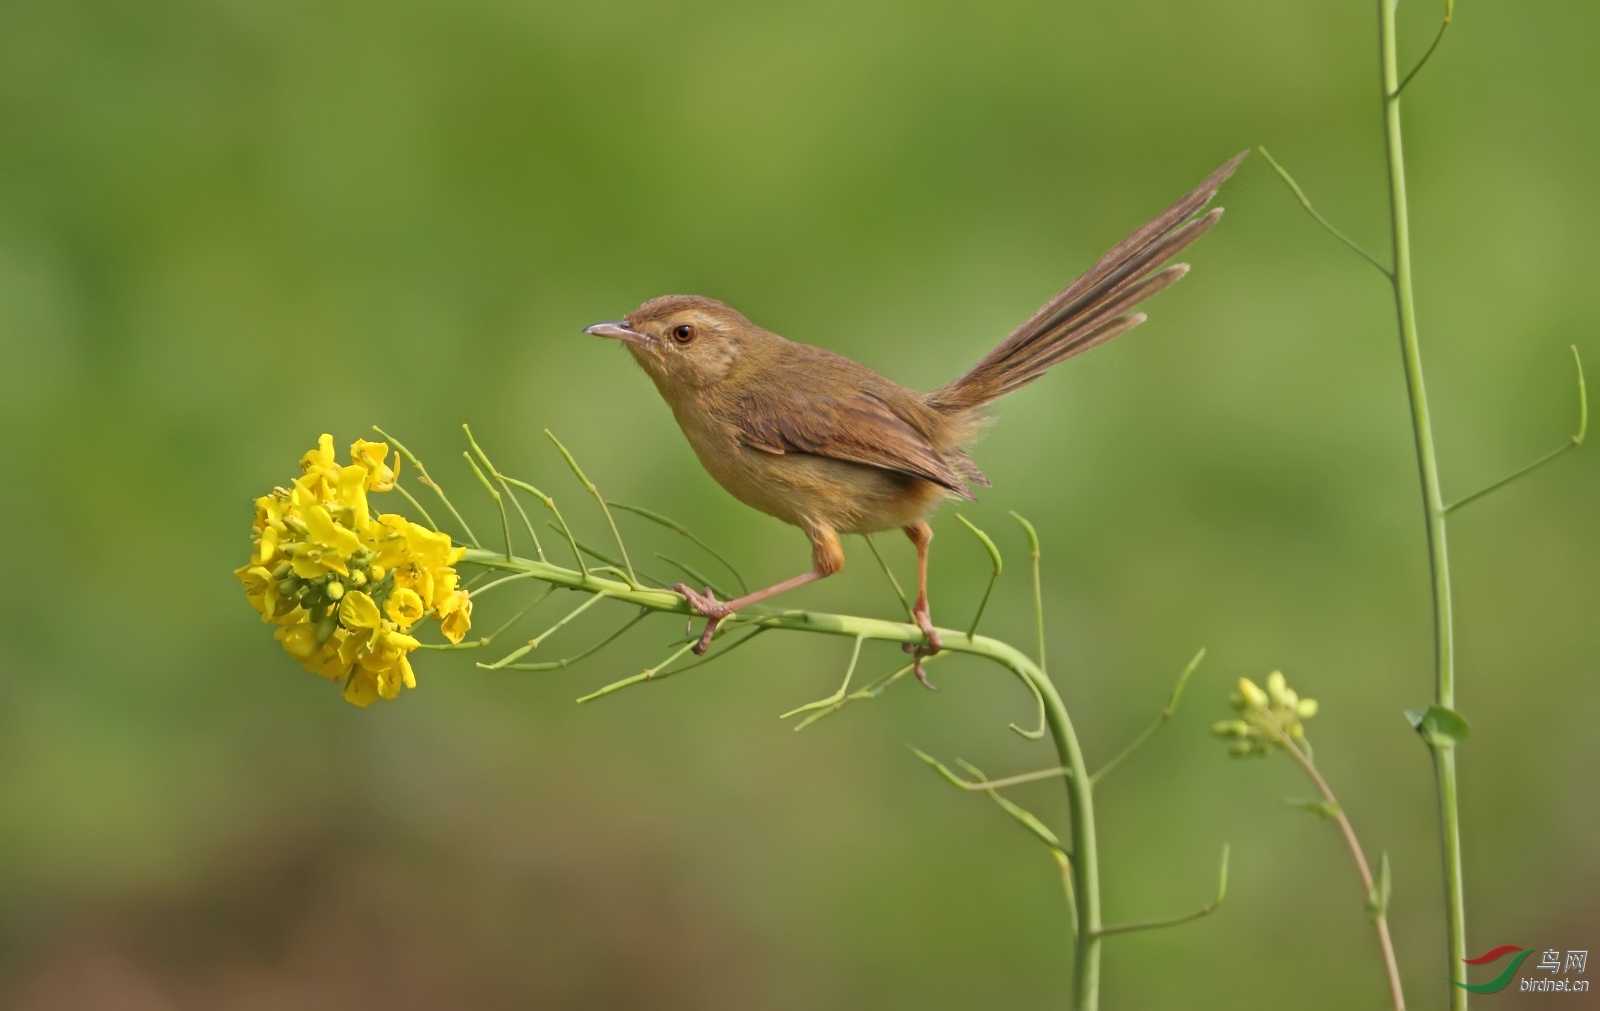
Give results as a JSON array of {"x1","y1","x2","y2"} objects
[{"x1": 926, "y1": 150, "x2": 1247, "y2": 416}]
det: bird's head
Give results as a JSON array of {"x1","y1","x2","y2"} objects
[{"x1": 585, "y1": 295, "x2": 759, "y2": 391}]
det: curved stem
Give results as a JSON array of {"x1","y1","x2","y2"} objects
[
  {"x1": 459, "y1": 546, "x2": 1104, "y2": 1008},
  {"x1": 1378, "y1": 2, "x2": 1467, "y2": 1003},
  {"x1": 1394, "y1": 0, "x2": 1454, "y2": 98},
  {"x1": 1258, "y1": 146, "x2": 1392, "y2": 277},
  {"x1": 1277, "y1": 730, "x2": 1406, "y2": 1010}
]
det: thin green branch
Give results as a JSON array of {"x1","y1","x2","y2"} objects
[
  {"x1": 912, "y1": 758, "x2": 1073, "y2": 792},
  {"x1": 1008, "y1": 512, "x2": 1048, "y2": 740},
  {"x1": 1091, "y1": 648, "x2": 1206, "y2": 785},
  {"x1": 1394, "y1": 0, "x2": 1454, "y2": 98},
  {"x1": 912, "y1": 750, "x2": 1069, "y2": 854},
  {"x1": 550, "y1": 525, "x2": 664, "y2": 587},
  {"x1": 546, "y1": 430, "x2": 635, "y2": 585},
  {"x1": 478, "y1": 591, "x2": 612, "y2": 669},
  {"x1": 1257, "y1": 146, "x2": 1393, "y2": 278},
  {"x1": 790, "y1": 651, "x2": 954, "y2": 730},
  {"x1": 463, "y1": 451, "x2": 514, "y2": 560},
  {"x1": 390, "y1": 481, "x2": 439, "y2": 531},
  {"x1": 1096, "y1": 844, "x2": 1229, "y2": 937},
  {"x1": 955, "y1": 513, "x2": 1003, "y2": 640},
  {"x1": 782, "y1": 634, "x2": 866, "y2": 724},
  {"x1": 497, "y1": 608, "x2": 651, "y2": 671},
  {"x1": 469, "y1": 571, "x2": 541, "y2": 599},
  {"x1": 502, "y1": 476, "x2": 586, "y2": 575},
  {"x1": 1444, "y1": 345, "x2": 1587, "y2": 514},
  {"x1": 1054, "y1": 849, "x2": 1079, "y2": 939},
  {"x1": 373, "y1": 426, "x2": 482, "y2": 547},
  {"x1": 575, "y1": 639, "x2": 699, "y2": 703},
  {"x1": 608, "y1": 501, "x2": 748, "y2": 595},
  {"x1": 862, "y1": 534, "x2": 912, "y2": 618},
  {"x1": 645, "y1": 624, "x2": 770, "y2": 679},
  {"x1": 463, "y1": 424, "x2": 546, "y2": 561}
]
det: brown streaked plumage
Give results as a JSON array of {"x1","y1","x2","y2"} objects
[{"x1": 586, "y1": 151, "x2": 1246, "y2": 678}]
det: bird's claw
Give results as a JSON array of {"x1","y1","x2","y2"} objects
[
  {"x1": 901, "y1": 605, "x2": 944, "y2": 690},
  {"x1": 670, "y1": 584, "x2": 732, "y2": 655}
]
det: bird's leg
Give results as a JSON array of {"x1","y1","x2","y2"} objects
[
  {"x1": 671, "y1": 525, "x2": 845, "y2": 656},
  {"x1": 670, "y1": 570, "x2": 825, "y2": 655},
  {"x1": 901, "y1": 520, "x2": 943, "y2": 689}
]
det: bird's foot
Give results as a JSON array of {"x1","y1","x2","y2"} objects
[
  {"x1": 901, "y1": 604, "x2": 944, "y2": 690},
  {"x1": 669, "y1": 584, "x2": 733, "y2": 655}
]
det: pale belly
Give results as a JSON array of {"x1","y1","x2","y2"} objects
[{"x1": 675, "y1": 407, "x2": 948, "y2": 535}]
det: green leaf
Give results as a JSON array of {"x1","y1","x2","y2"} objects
[
  {"x1": 1406, "y1": 705, "x2": 1470, "y2": 748},
  {"x1": 1366, "y1": 851, "x2": 1392, "y2": 920},
  {"x1": 1284, "y1": 798, "x2": 1341, "y2": 820}
]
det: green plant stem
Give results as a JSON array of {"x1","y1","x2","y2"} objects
[
  {"x1": 460, "y1": 546, "x2": 1105, "y2": 1008},
  {"x1": 1276, "y1": 728, "x2": 1406, "y2": 1010},
  {"x1": 1378, "y1": 2, "x2": 1466, "y2": 1003}
]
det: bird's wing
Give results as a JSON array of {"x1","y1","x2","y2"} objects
[{"x1": 736, "y1": 387, "x2": 974, "y2": 499}]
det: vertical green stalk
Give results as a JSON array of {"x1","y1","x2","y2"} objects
[
  {"x1": 1377, "y1": 1, "x2": 1467, "y2": 1003},
  {"x1": 1044, "y1": 683, "x2": 1102, "y2": 1009}
]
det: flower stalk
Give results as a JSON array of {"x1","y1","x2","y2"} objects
[
  {"x1": 1263, "y1": 5, "x2": 1587, "y2": 1003},
  {"x1": 1215, "y1": 672, "x2": 1405, "y2": 1010},
  {"x1": 241, "y1": 427, "x2": 1235, "y2": 1009},
  {"x1": 1377, "y1": 2, "x2": 1465, "y2": 1001}
]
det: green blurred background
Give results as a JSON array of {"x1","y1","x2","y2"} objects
[{"x1": 1, "y1": 0, "x2": 1594, "y2": 1007}]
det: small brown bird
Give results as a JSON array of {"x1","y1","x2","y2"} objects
[{"x1": 587, "y1": 152, "x2": 1245, "y2": 678}]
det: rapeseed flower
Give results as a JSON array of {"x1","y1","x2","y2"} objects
[
  {"x1": 236, "y1": 434, "x2": 472, "y2": 706},
  {"x1": 1211, "y1": 670, "x2": 1318, "y2": 757}
]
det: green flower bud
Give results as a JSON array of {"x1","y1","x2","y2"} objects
[
  {"x1": 1297, "y1": 698, "x2": 1318, "y2": 718},
  {"x1": 315, "y1": 614, "x2": 338, "y2": 645},
  {"x1": 1237, "y1": 677, "x2": 1269, "y2": 711},
  {"x1": 271, "y1": 561, "x2": 293, "y2": 580},
  {"x1": 278, "y1": 577, "x2": 302, "y2": 598},
  {"x1": 1265, "y1": 670, "x2": 1288, "y2": 702},
  {"x1": 325, "y1": 581, "x2": 345, "y2": 601},
  {"x1": 1211, "y1": 719, "x2": 1250, "y2": 738},
  {"x1": 1228, "y1": 741, "x2": 1257, "y2": 758},
  {"x1": 349, "y1": 569, "x2": 368, "y2": 587}
]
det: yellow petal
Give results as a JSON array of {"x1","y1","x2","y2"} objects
[
  {"x1": 382, "y1": 629, "x2": 421, "y2": 652},
  {"x1": 335, "y1": 464, "x2": 372, "y2": 527},
  {"x1": 385, "y1": 587, "x2": 425, "y2": 627},
  {"x1": 338, "y1": 590, "x2": 382, "y2": 630},
  {"x1": 301, "y1": 434, "x2": 338, "y2": 475},
  {"x1": 351, "y1": 439, "x2": 398, "y2": 492},
  {"x1": 304, "y1": 503, "x2": 361, "y2": 557},
  {"x1": 343, "y1": 671, "x2": 379, "y2": 707},
  {"x1": 439, "y1": 592, "x2": 473, "y2": 644},
  {"x1": 276, "y1": 622, "x2": 320, "y2": 661},
  {"x1": 405, "y1": 523, "x2": 456, "y2": 570},
  {"x1": 254, "y1": 524, "x2": 279, "y2": 565}
]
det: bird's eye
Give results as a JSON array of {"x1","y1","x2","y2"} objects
[{"x1": 672, "y1": 324, "x2": 695, "y2": 344}]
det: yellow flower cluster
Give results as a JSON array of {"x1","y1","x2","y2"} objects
[
  {"x1": 235, "y1": 435, "x2": 473, "y2": 706},
  {"x1": 1212, "y1": 671, "x2": 1318, "y2": 757}
]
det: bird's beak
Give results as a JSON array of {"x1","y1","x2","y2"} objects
[{"x1": 584, "y1": 320, "x2": 649, "y2": 345}]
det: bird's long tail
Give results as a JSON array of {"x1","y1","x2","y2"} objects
[{"x1": 926, "y1": 150, "x2": 1247, "y2": 416}]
